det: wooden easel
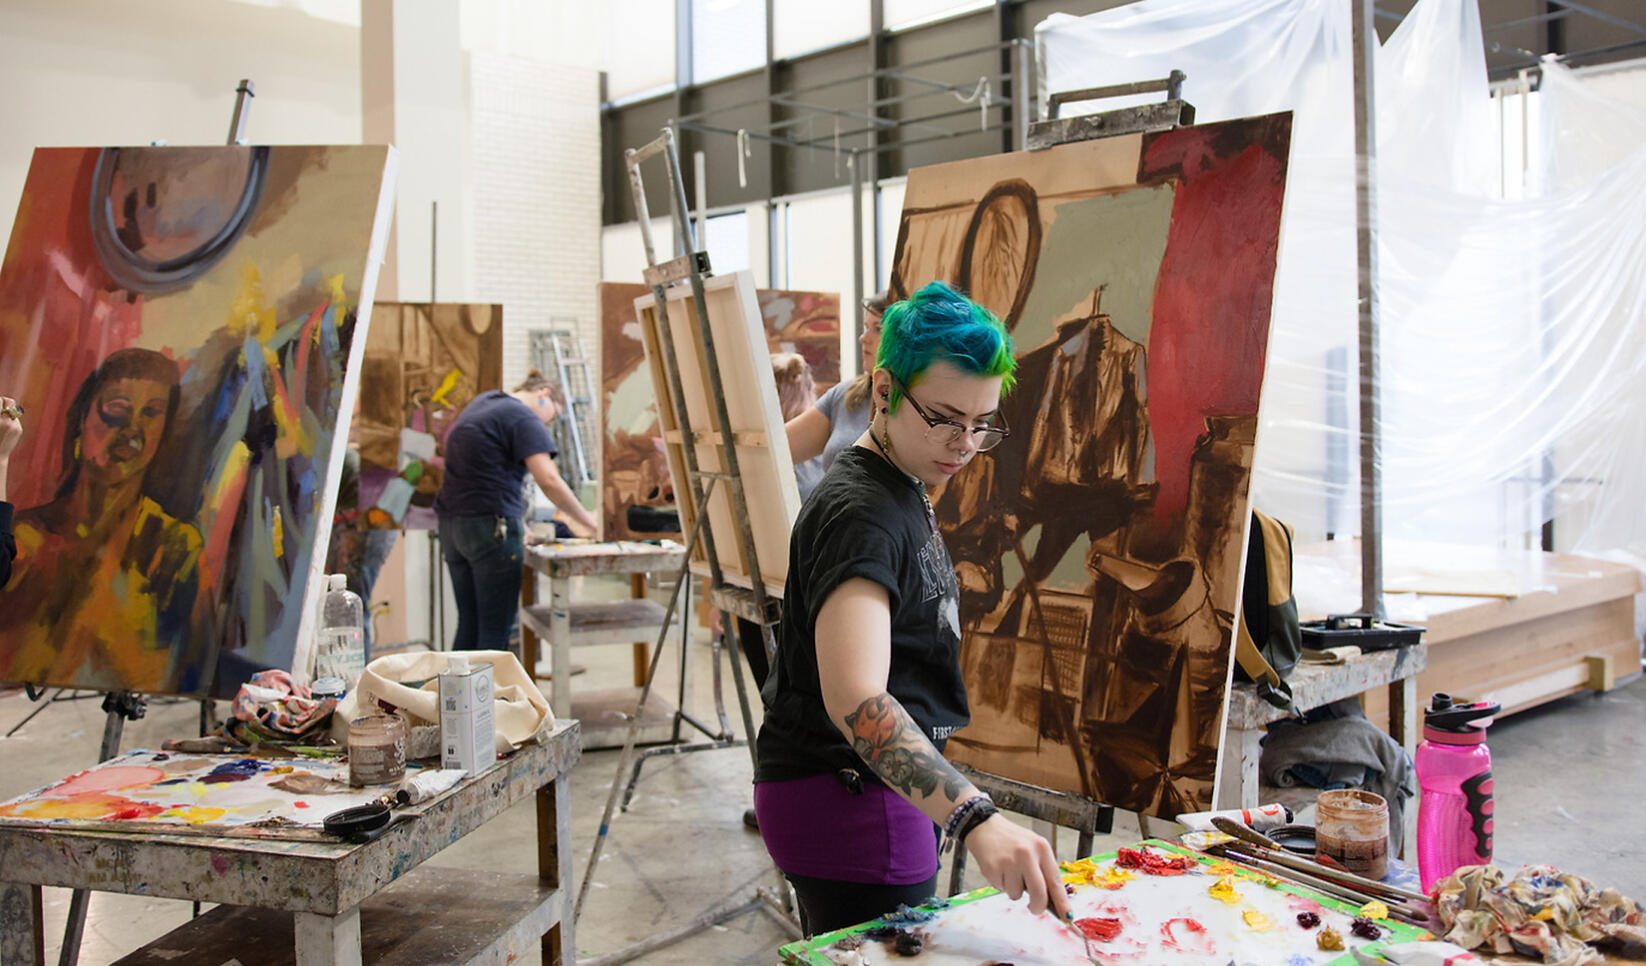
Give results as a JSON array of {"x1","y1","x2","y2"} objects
[
  {"x1": 939, "y1": 73, "x2": 1197, "y2": 897},
  {"x1": 572, "y1": 125, "x2": 798, "y2": 966}
]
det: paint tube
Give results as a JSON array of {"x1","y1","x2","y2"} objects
[
  {"x1": 1174, "y1": 803, "x2": 1292, "y2": 833},
  {"x1": 394, "y1": 768, "x2": 469, "y2": 806}
]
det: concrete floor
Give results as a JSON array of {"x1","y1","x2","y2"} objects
[{"x1": 1, "y1": 628, "x2": 1642, "y2": 964}]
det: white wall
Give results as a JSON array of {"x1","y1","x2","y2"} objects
[{"x1": 0, "y1": 0, "x2": 361, "y2": 248}]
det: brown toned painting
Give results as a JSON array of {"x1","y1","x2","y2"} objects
[
  {"x1": 891, "y1": 114, "x2": 1292, "y2": 817},
  {"x1": 601, "y1": 282, "x2": 839, "y2": 541},
  {"x1": 354, "y1": 302, "x2": 503, "y2": 531}
]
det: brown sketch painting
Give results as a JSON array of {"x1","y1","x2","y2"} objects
[
  {"x1": 354, "y1": 302, "x2": 503, "y2": 530},
  {"x1": 891, "y1": 114, "x2": 1292, "y2": 817},
  {"x1": 601, "y1": 283, "x2": 839, "y2": 540}
]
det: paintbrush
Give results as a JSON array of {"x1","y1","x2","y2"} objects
[
  {"x1": 1241, "y1": 843, "x2": 1429, "y2": 905},
  {"x1": 1062, "y1": 914, "x2": 1100, "y2": 965},
  {"x1": 1208, "y1": 817, "x2": 1428, "y2": 905},
  {"x1": 1218, "y1": 847, "x2": 1429, "y2": 926}
]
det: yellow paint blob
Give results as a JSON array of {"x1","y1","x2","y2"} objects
[
  {"x1": 1317, "y1": 927, "x2": 1345, "y2": 950},
  {"x1": 1206, "y1": 860, "x2": 1239, "y2": 876},
  {"x1": 1360, "y1": 899, "x2": 1389, "y2": 920},
  {"x1": 1241, "y1": 908, "x2": 1274, "y2": 931},
  {"x1": 1208, "y1": 877, "x2": 1242, "y2": 905},
  {"x1": 160, "y1": 806, "x2": 230, "y2": 825},
  {"x1": 272, "y1": 766, "x2": 294, "y2": 774},
  {"x1": 1092, "y1": 866, "x2": 1136, "y2": 889}
]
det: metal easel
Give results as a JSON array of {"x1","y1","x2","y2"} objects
[
  {"x1": 940, "y1": 72, "x2": 1195, "y2": 896},
  {"x1": 573, "y1": 125, "x2": 797, "y2": 965}
]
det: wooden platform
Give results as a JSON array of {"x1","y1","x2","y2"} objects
[
  {"x1": 113, "y1": 867, "x2": 559, "y2": 966},
  {"x1": 1295, "y1": 541, "x2": 1642, "y2": 727}
]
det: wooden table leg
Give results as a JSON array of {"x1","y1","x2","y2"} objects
[
  {"x1": 521, "y1": 565, "x2": 540, "y2": 679},
  {"x1": 539, "y1": 772, "x2": 575, "y2": 966},
  {"x1": 630, "y1": 573, "x2": 647, "y2": 687},
  {"x1": 550, "y1": 575, "x2": 573, "y2": 719},
  {"x1": 295, "y1": 908, "x2": 362, "y2": 966},
  {"x1": 1391, "y1": 673, "x2": 1419, "y2": 859},
  {"x1": 0, "y1": 881, "x2": 45, "y2": 965}
]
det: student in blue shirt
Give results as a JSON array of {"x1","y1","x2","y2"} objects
[{"x1": 434, "y1": 371, "x2": 598, "y2": 651}]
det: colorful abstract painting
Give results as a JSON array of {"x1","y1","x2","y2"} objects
[
  {"x1": 0, "y1": 145, "x2": 396, "y2": 698},
  {"x1": 354, "y1": 302, "x2": 503, "y2": 531},
  {"x1": 890, "y1": 114, "x2": 1292, "y2": 817},
  {"x1": 600, "y1": 282, "x2": 840, "y2": 540},
  {"x1": 0, "y1": 749, "x2": 410, "y2": 838}
]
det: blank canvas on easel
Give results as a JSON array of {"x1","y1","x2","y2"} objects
[
  {"x1": 601, "y1": 281, "x2": 839, "y2": 541},
  {"x1": 0, "y1": 145, "x2": 397, "y2": 698},
  {"x1": 632, "y1": 271, "x2": 801, "y2": 595},
  {"x1": 891, "y1": 114, "x2": 1292, "y2": 817}
]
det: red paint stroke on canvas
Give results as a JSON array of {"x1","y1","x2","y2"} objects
[
  {"x1": 1134, "y1": 119, "x2": 1289, "y2": 535},
  {"x1": 1075, "y1": 917, "x2": 1123, "y2": 941},
  {"x1": 1160, "y1": 917, "x2": 1214, "y2": 955}
]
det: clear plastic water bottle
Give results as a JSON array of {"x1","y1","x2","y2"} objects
[
  {"x1": 315, "y1": 574, "x2": 367, "y2": 685},
  {"x1": 1415, "y1": 693, "x2": 1500, "y2": 892}
]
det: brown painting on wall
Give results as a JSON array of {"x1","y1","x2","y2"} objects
[
  {"x1": 891, "y1": 114, "x2": 1292, "y2": 817},
  {"x1": 353, "y1": 302, "x2": 504, "y2": 530},
  {"x1": 601, "y1": 282, "x2": 839, "y2": 541}
]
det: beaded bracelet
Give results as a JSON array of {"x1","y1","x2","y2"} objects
[
  {"x1": 940, "y1": 794, "x2": 995, "y2": 854},
  {"x1": 952, "y1": 799, "x2": 999, "y2": 853}
]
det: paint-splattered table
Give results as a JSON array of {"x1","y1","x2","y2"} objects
[
  {"x1": 0, "y1": 719, "x2": 581, "y2": 966},
  {"x1": 519, "y1": 540, "x2": 688, "y2": 748}
]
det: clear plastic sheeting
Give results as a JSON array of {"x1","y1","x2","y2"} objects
[{"x1": 1037, "y1": 0, "x2": 1646, "y2": 575}]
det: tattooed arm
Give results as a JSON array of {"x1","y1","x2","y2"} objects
[{"x1": 816, "y1": 578, "x2": 1069, "y2": 919}]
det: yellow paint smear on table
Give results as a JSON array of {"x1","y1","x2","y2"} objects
[
  {"x1": 1208, "y1": 877, "x2": 1242, "y2": 905},
  {"x1": 0, "y1": 793, "x2": 153, "y2": 820},
  {"x1": 1061, "y1": 858, "x2": 1137, "y2": 889},
  {"x1": 1242, "y1": 908, "x2": 1275, "y2": 931},
  {"x1": 159, "y1": 806, "x2": 230, "y2": 824},
  {"x1": 1359, "y1": 899, "x2": 1389, "y2": 920}
]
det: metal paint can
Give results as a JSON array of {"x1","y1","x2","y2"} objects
[
  {"x1": 311, "y1": 677, "x2": 347, "y2": 701},
  {"x1": 348, "y1": 713, "x2": 406, "y2": 787}
]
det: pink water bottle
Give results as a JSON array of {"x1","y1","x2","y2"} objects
[{"x1": 1415, "y1": 693, "x2": 1500, "y2": 892}]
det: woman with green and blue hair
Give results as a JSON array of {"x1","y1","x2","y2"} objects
[{"x1": 754, "y1": 281, "x2": 1070, "y2": 934}]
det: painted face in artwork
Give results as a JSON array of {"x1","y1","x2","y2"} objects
[
  {"x1": 877, "y1": 359, "x2": 1004, "y2": 489},
  {"x1": 79, "y1": 377, "x2": 170, "y2": 484}
]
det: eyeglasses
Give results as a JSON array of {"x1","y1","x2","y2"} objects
[{"x1": 892, "y1": 375, "x2": 1010, "y2": 452}]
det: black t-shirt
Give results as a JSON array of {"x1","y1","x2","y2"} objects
[{"x1": 755, "y1": 446, "x2": 968, "y2": 783}]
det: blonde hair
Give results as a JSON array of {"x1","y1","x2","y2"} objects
[{"x1": 769, "y1": 352, "x2": 817, "y2": 422}]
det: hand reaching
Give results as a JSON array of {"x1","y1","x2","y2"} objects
[
  {"x1": 964, "y1": 813, "x2": 1072, "y2": 922},
  {"x1": 0, "y1": 396, "x2": 21, "y2": 460}
]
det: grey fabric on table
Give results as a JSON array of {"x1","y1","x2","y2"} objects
[{"x1": 1260, "y1": 697, "x2": 1417, "y2": 852}]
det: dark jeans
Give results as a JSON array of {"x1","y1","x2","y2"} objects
[
  {"x1": 785, "y1": 869, "x2": 940, "y2": 937},
  {"x1": 438, "y1": 514, "x2": 523, "y2": 651}
]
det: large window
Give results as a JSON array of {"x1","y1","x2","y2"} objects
[
  {"x1": 773, "y1": 0, "x2": 870, "y2": 61},
  {"x1": 692, "y1": 0, "x2": 767, "y2": 83},
  {"x1": 604, "y1": 0, "x2": 677, "y2": 99},
  {"x1": 883, "y1": 0, "x2": 992, "y2": 32}
]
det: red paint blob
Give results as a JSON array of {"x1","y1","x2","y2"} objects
[
  {"x1": 1160, "y1": 917, "x2": 1214, "y2": 955},
  {"x1": 294, "y1": 801, "x2": 309, "y2": 808},
  {"x1": 1114, "y1": 847, "x2": 1194, "y2": 876},
  {"x1": 1074, "y1": 917, "x2": 1123, "y2": 942}
]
